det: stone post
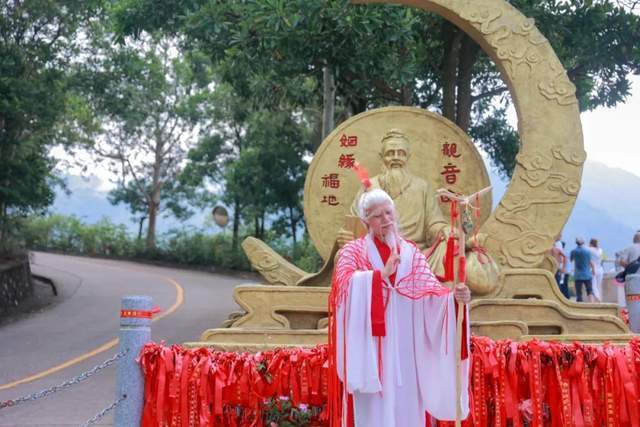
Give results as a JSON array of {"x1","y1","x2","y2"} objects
[
  {"x1": 114, "y1": 295, "x2": 152, "y2": 426},
  {"x1": 625, "y1": 274, "x2": 640, "y2": 333}
]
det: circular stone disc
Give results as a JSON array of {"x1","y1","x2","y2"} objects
[{"x1": 304, "y1": 106, "x2": 492, "y2": 261}]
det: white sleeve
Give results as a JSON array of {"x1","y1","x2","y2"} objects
[
  {"x1": 336, "y1": 270, "x2": 382, "y2": 394},
  {"x1": 414, "y1": 293, "x2": 470, "y2": 421}
]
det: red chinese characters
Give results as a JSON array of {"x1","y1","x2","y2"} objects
[
  {"x1": 441, "y1": 142, "x2": 461, "y2": 158},
  {"x1": 321, "y1": 195, "x2": 339, "y2": 206},
  {"x1": 441, "y1": 162, "x2": 461, "y2": 185},
  {"x1": 339, "y1": 134, "x2": 358, "y2": 147},
  {"x1": 337, "y1": 154, "x2": 355, "y2": 169},
  {"x1": 321, "y1": 173, "x2": 340, "y2": 189}
]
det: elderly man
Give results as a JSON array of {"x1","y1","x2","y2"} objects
[
  {"x1": 329, "y1": 186, "x2": 471, "y2": 427},
  {"x1": 337, "y1": 129, "x2": 452, "y2": 276}
]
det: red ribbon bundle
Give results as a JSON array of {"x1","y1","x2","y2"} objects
[
  {"x1": 139, "y1": 343, "x2": 329, "y2": 426},
  {"x1": 139, "y1": 337, "x2": 640, "y2": 426}
]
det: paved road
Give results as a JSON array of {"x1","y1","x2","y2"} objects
[{"x1": 0, "y1": 252, "x2": 257, "y2": 426}]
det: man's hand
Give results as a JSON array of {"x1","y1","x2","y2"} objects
[
  {"x1": 454, "y1": 284, "x2": 471, "y2": 304},
  {"x1": 381, "y1": 250, "x2": 400, "y2": 281},
  {"x1": 336, "y1": 228, "x2": 356, "y2": 248}
]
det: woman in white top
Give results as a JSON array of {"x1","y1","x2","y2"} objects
[{"x1": 588, "y1": 238, "x2": 604, "y2": 302}]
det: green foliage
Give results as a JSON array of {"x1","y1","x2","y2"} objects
[
  {"x1": 23, "y1": 215, "x2": 130, "y2": 255},
  {"x1": 513, "y1": 0, "x2": 640, "y2": 111},
  {"x1": 5, "y1": 0, "x2": 640, "y2": 260},
  {"x1": 263, "y1": 397, "x2": 313, "y2": 427},
  {"x1": 177, "y1": 81, "x2": 310, "y2": 249},
  {"x1": 0, "y1": 1, "x2": 104, "y2": 253},
  {"x1": 74, "y1": 31, "x2": 219, "y2": 249},
  {"x1": 20, "y1": 214, "x2": 321, "y2": 272},
  {"x1": 111, "y1": 0, "x2": 640, "y2": 177}
]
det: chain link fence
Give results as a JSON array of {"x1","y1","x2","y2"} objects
[{"x1": 0, "y1": 350, "x2": 128, "y2": 426}]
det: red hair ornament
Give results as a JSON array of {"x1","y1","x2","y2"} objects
[{"x1": 352, "y1": 161, "x2": 372, "y2": 190}]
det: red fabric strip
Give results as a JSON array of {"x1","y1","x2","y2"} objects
[{"x1": 371, "y1": 270, "x2": 386, "y2": 337}]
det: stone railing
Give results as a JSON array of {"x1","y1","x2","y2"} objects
[{"x1": 0, "y1": 256, "x2": 32, "y2": 315}]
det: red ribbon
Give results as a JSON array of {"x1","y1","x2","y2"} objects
[
  {"x1": 137, "y1": 338, "x2": 640, "y2": 427},
  {"x1": 120, "y1": 306, "x2": 161, "y2": 318}
]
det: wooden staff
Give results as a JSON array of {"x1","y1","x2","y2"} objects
[{"x1": 436, "y1": 186, "x2": 491, "y2": 427}]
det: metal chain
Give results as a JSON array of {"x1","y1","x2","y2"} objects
[
  {"x1": 80, "y1": 394, "x2": 127, "y2": 427},
  {"x1": 0, "y1": 350, "x2": 127, "y2": 409}
]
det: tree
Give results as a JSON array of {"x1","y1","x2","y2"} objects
[
  {"x1": 109, "y1": 178, "x2": 194, "y2": 240},
  {"x1": 236, "y1": 110, "x2": 308, "y2": 245},
  {"x1": 178, "y1": 83, "x2": 309, "y2": 250},
  {"x1": 112, "y1": 0, "x2": 640, "y2": 177},
  {"x1": 78, "y1": 35, "x2": 212, "y2": 249},
  {"x1": 0, "y1": 0, "x2": 102, "y2": 253}
]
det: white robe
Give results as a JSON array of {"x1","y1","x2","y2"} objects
[{"x1": 336, "y1": 234, "x2": 470, "y2": 426}]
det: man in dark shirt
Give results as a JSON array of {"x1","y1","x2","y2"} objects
[{"x1": 570, "y1": 237, "x2": 596, "y2": 302}]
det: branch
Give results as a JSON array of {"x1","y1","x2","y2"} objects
[
  {"x1": 471, "y1": 86, "x2": 508, "y2": 103},
  {"x1": 375, "y1": 78, "x2": 399, "y2": 100},
  {"x1": 616, "y1": 0, "x2": 640, "y2": 10},
  {"x1": 342, "y1": 68, "x2": 402, "y2": 103},
  {"x1": 125, "y1": 157, "x2": 152, "y2": 205}
]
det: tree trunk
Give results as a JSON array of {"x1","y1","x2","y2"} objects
[
  {"x1": 289, "y1": 206, "x2": 297, "y2": 246},
  {"x1": 0, "y1": 202, "x2": 6, "y2": 253},
  {"x1": 455, "y1": 36, "x2": 480, "y2": 132},
  {"x1": 232, "y1": 199, "x2": 241, "y2": 252},
  {"x1": 401, "y1": 84, "x2": 413, "y2": 106},
  {"x1": 441, "y1": 22, "x2": 463, "y2": 122},
  {"x1": 146, "y1": 200, "x2": 158, "y2": 250},
  {"x1": 137, "y1": 216, "x2": 147, "y2": 241},
  {"x1": 350, "y1": 97, "x2": 368, "y2": 116},
  {"x1": 254, "y1": 215, "x2": 259, "y2": 238},
  {"x1": 146, "y1": 133, "x2": 165, "y2": 251},
  {"x1": 322, "y1": 64, "x2": 336, "y2": 140},
  {"x1": 0, "y1": 144, "x2": 16, "y2": 253}
]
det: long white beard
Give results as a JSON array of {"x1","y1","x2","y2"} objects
[
  {"x1": 370, "y1": 225, "x2": 400, "y2": 251},
  {"x1": 379, "y1": 167, "x2": 409, "y2": 199}
]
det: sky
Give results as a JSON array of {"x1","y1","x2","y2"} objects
[{"x1": 580, "y1": 74, "x2": 640, "y2": 176}]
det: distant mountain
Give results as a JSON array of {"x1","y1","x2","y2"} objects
[
  {"x1": 51, "y1": 175, "x2": 134, "y2": 229},
  {"x1": 50, "y1": 174, "x2": 214, "y2": 234},
  {"x1": 488, "y1": 161, "x2": 639, "y2": 262}
]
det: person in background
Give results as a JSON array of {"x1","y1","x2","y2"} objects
[
  {"x1": 570, "y1": 237, "x2": 596, "y2": 302},
  {"x1": 616, "y1": 255, "x2": 640, "y2": 283},
  {"x1": 561, "y1": 241, "x2": 571, "y2": 296},
  {"x1": 588, "y1": 238, "x2": 604, "y2": 302},
  {"x1": 618, "y1": 231, "x2": 640, "y2": 268},
  {"x1": 550, "y1": 234, "x2": 569, "y2": 298}
]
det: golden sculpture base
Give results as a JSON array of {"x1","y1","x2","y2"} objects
[
  {"x1": 185, "y1": 329, "x2": 327, "y2": 352},
  {"x1": 194, "y1": 268, "x2": 633, "y2": 352}
]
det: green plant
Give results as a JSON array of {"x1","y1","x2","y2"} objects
[{"x1": 263, "y1": 397, "x2": 312, "y2": 427}]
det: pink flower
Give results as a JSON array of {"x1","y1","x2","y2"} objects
[{"x1": 298, "y1": 403, "x2": 309, "y2": 413}]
